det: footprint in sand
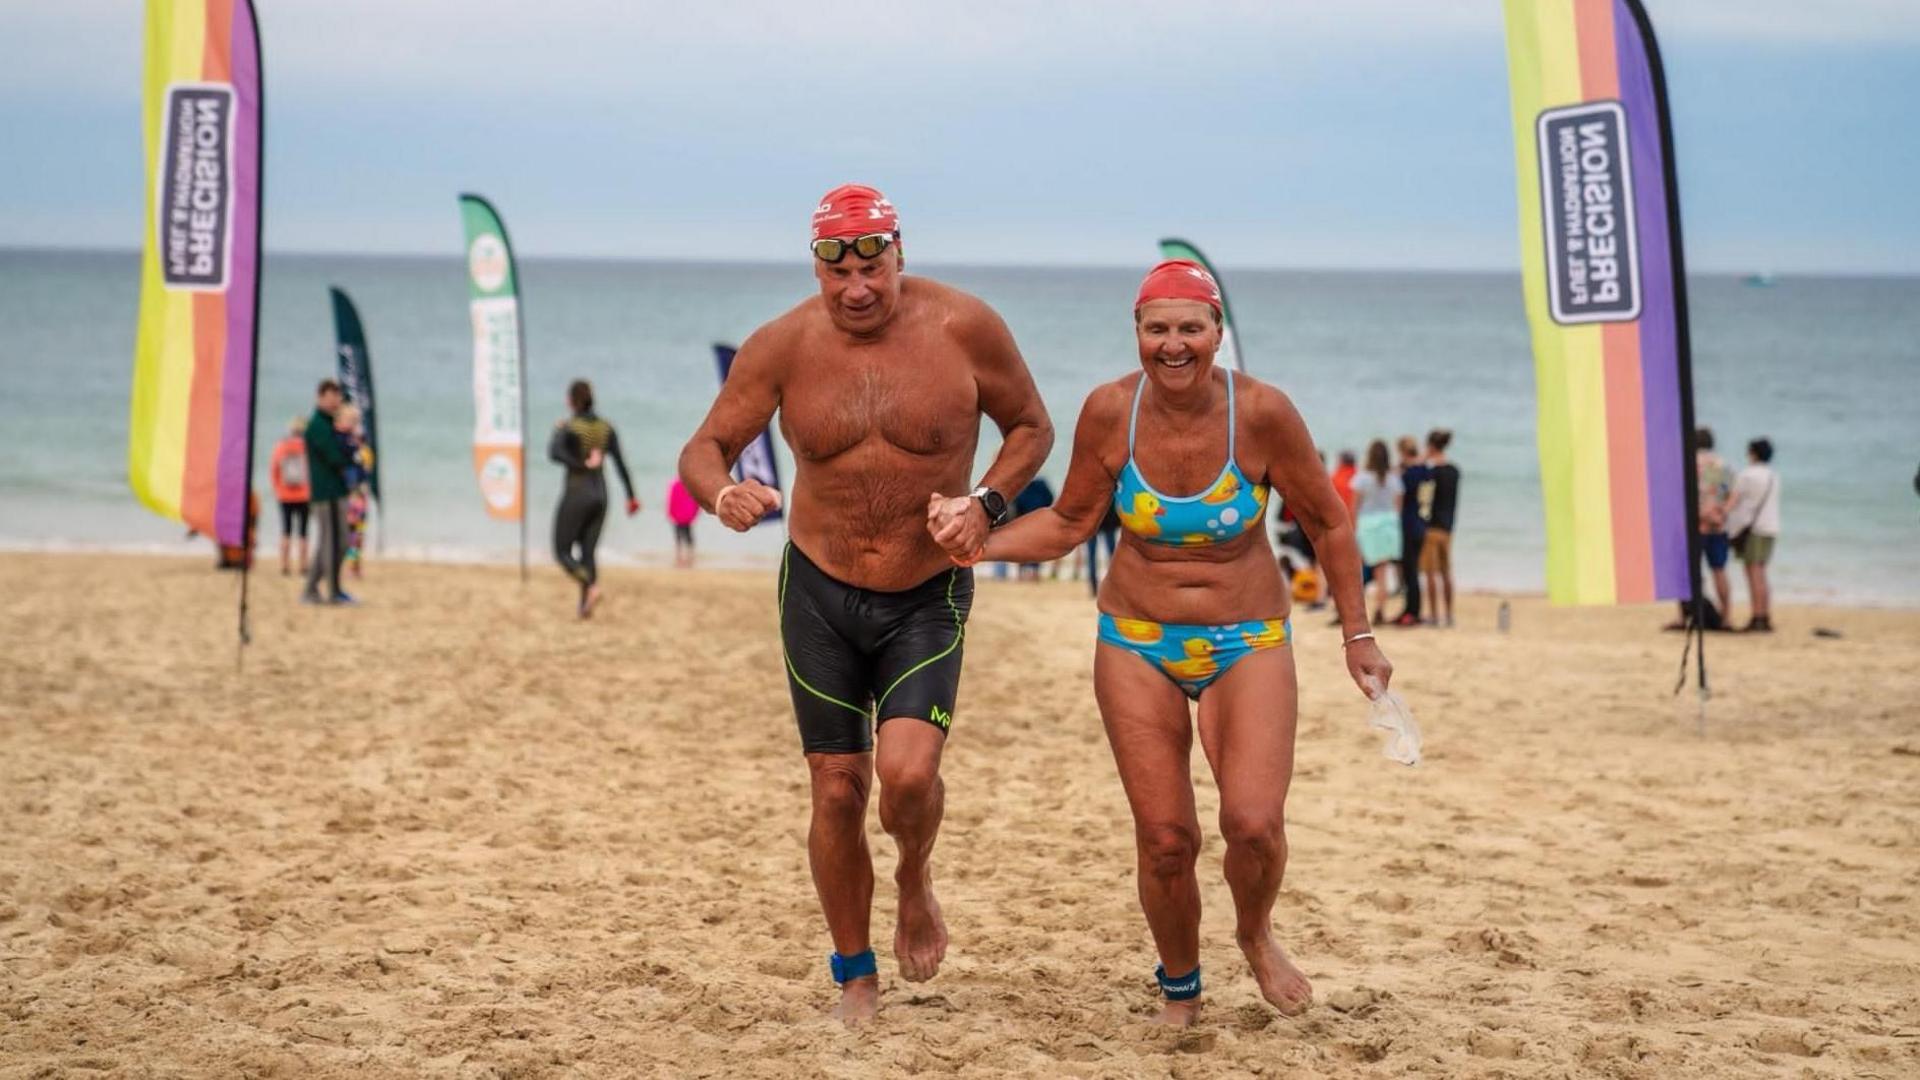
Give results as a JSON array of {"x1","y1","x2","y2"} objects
[
  {"x1": 1325, "y1": 986, "x2": 1386, "y2": 1016},
  {"x1": 1749, "y1": 1028, "x2": 1830, "y2": 1057},
  {"x1": 1467, "y1": 1028, "x2": 1525, "y2": 1059}
]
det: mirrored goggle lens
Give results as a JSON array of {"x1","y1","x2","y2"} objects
[
  {"x1": 810, "y1": 233, "x2": 893, "y2": 263},
  {"x1": 849, "y1": 233, "x2": 892, "y2": 259}
]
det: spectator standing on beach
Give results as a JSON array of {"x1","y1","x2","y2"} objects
[
  {"x1": 1724, "y1": 437, "x2": 1781, "y2": 633},
  {"x1": 335, "y1": 404, "x2": 373, "y2": 580},
  {"x1": 1392, "y1": 436, "x2": 1429, "y2": 626},
  {"x1": 1419, "y1": 429, "x2": 1460, "y2": 628},
  {"x1": 1083, "y1": 505, "x2": 1121, "y2": 599},
  {"x1": 269, "y1": 416, "x2": 310, "y2": 576},
  {"x1": 300, "y1": 379, "x2": 354, "y2": 605},
  {"x1": 1012, "y1": 476, "x2": 1055, "y2": 581},
  {"x1": 1329, "y1": 450, "x2": 1358, "y2": 524},
  {"x1": 1350, "y1": 440, "x2": 1402, "y2": 625},
  {"x1": 668, "y1": 477, "x2": 700, "y2": 568},
  {"x1": 1694, "y1": 427, "x2": 1734, "y2": 623}
]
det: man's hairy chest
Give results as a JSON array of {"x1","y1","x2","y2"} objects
[{"x1": 780, "y1": 350, "x2": 979, "y2": 464}]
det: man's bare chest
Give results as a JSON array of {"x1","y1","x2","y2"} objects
[{"x1": 781, "y1": 352, "x2": 978, "y2": 463}]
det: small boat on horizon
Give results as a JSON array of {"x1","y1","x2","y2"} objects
[{"x1": 1744, "y1": 272, "x2": 1778, "y2": 287}]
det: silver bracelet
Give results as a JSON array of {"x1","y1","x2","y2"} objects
[{"x1": 1342, "y1": 631, "x2": 1377, "y2": 648}]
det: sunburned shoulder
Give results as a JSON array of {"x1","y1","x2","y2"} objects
[
  {"x1": 1232, "y1": 373, "x2": 1306, "y2": 435},
  {"x1": 1084, "y1": 375, "x2": 1138, "y2": 419},
  {"x1": 901, "y1": 277, "x2": 1009, "y2": 337},
  {"x1": 737, "y1": 297, "x2": 824, "y2": 360}
]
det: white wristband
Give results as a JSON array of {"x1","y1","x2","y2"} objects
[{"x1": 1342, "y1": 631, "x2": 1376, "y2": 648}]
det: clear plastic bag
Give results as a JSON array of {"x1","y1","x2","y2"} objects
[{"x1": 1362, "y1": 677, "x2": 1422, "y2": 766}]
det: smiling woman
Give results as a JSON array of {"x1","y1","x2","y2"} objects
[{"x1": 976, "y1": 259, "x2": 1392, "y2": 1025}]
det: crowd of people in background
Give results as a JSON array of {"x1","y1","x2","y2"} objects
[
  {"x1": 264, "y1": 374, "x2": 1789, "y2": 640},
  {"x1": 1269, "y1": 430, "x2": 1459, "y2": 630}
]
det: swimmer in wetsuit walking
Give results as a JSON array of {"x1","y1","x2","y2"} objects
[{"x1": 550, "y1": 378, "x2": 638, "y2": 617}]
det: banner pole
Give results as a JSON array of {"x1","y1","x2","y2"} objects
[
  {"x1": 1625, "y1": 0, "x2": 1710, "y2": 728},
  {"x1": 236, "y1": 0, "x2": 265, "y2": 664}
]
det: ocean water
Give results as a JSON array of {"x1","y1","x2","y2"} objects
[{"x1": 1, "y1": 248, "x2": 1915, "y2": 605}]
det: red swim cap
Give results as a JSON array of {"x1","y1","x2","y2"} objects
[
  {"x1": 811, "y1": 183, "x2": 899, "y2": 241},
  {"x1": 1135, "y1": 259, "x2": 1222, "y2": 315}
]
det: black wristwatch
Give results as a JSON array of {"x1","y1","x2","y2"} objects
[{"x1": 969, "y1": 485, "x2": 1010, "y2": 526}]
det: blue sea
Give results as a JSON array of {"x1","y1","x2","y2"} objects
[{"x1": 2, "y1": 248, "x2": 1915, "y2": 605}]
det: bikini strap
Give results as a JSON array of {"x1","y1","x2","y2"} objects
[
  {"x1": 1127, "y1": 375, "x2": 1147, "y2": 458},
  {"x1": 1225, "y1": 368, "x2": 1237, "y2": 461}
]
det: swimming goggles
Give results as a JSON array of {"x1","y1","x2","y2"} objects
[{"x1": 810, "y1": 232, "x2": 897, "y2": 263}]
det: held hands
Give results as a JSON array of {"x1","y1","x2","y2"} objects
[
  {"x1": 625, "y1": 497, "x2": 641, "y2": 517},
  {"x1": 714, "y1": 478, "x2": 781, "y2": 532},
  {"x1": 1345, "y1": 636, "x2": 1394, "y2": 699},
  {"x1": 927, "y1": 493, "x2": 988, "y2": 566}
]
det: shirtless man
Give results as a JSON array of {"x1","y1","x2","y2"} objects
[{"x1": 677, "y1": 184, "x2": 1053, "y2": 1021}]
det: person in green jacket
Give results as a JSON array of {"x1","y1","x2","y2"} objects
[{"x1": 300, "y1": 379, "x2": 355, "y2": 605}]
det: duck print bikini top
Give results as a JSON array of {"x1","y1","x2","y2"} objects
[{"x1": 1112, "y1": 368, "x2": 1268, "y2": 547}]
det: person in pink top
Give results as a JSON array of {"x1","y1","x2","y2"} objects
[{"x1": 667, "y1": 477, "x2": 701, "y2": 567}]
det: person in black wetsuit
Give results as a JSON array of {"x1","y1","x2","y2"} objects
[{"x1": 549, "y1": 379, "x2": 639, "y2": 617}]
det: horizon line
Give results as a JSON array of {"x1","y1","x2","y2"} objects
[{"x1": 3, "y1": 243, "x2": 1914, "y2": 281}]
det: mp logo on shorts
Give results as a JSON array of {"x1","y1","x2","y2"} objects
[
  {"x1": 156, "y1": 83, "x2": 236, "y2": 291},
  {"x1": 929, "y1": 705, "x2": 952, "y2": 731},
  {"x1": 1535, "y1": 101, "x2": 1641, "y2": 325}
]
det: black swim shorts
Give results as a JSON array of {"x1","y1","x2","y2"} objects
[{"x1": 778, "y1": 542, "x2": 973, "y2": 754}]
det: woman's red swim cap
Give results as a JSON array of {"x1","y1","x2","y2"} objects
[{"x1": 1135, "y1": 259, "x2": 1222, "y2": 316}]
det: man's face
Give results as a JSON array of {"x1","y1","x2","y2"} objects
[
  {"x1": 317, "y1": 388, "x2": 342, "y2": 414},
  {"x1": 814, "y1": 243, "x2": 902, "y2": 335}
]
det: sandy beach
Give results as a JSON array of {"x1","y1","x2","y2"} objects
[{"x1": 2, "y1": 552, "x2": 1917, "y2": 1078}]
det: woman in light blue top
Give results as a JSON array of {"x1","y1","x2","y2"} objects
[
  {"x1": 1349, "y1": 439, "x2": 1403, "y2": 624},
  {"x1": 970, "y1": 260, "x2": 1393, "y2": 1025}
]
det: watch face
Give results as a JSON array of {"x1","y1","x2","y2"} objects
[{"x1": 983, "y1": 490, "x2": 1008, "y2": 521}]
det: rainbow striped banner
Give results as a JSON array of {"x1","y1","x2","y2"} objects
[
  {"x1": 130, "y1": 0, "x2": 263, "y2": 548},
  {"x1": 1503, "y1": 0, "x2": 1697, "y2": 606}
]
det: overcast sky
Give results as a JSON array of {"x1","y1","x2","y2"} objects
[{"x1": 3, "y1": 1, "x2": 1917, "y2": 272}]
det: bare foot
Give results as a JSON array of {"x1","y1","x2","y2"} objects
[
  {"x1": 1241, "y1": 934, "x2": 1312, "y2": 1015},
  {"x1": 579, "y1": 585, "x2": 602, "y2": 619},
  {"x1": 894, "y1": 879, "x2": 948, "y2": 982},
  {"x1": 830, "y1": 975, "x2": 879, "y2": 1024},
  {"x1": 1152, "y1": 998, "x2": 1204, "y2": 1026}
]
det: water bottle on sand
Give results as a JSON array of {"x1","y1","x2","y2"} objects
[{"x1": 1362, "y1": 676, "x2": 1422, "y2": 766}]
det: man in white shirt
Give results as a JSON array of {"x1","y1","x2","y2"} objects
[{"x1": 1723, "y1": 437, "x2": 1780, "y2": 632}]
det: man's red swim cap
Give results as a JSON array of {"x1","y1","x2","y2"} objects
[
  {"x1": 1135, "y1": 259, "x2": 1223, "y2": 316},
  {"x1": 811, "y1": 183, "x2": 899, "y2": 241}
]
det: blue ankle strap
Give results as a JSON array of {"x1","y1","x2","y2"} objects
[
  {"x1": 830, "y1": 949, "x2": 877, "y2": 984},
  {"x1": 1156, "y1": 963, "x2": 1202, "y2": 1001}
]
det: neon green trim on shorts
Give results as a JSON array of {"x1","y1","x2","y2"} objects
[
  {"x1": 780, "y1": 544, "x2": 871, "y2": 720},
  {"x1": 875, "y1": 568, "x2": 965, "y2": 716}
]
